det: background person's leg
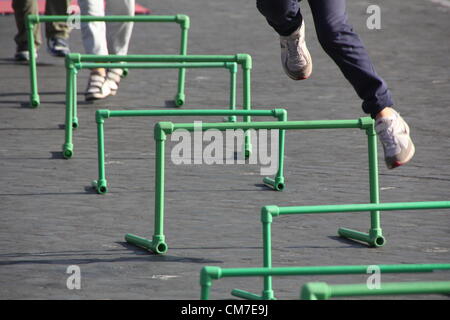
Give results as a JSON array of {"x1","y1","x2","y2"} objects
[
  {"x1": 12, "y1": 0, "x2": 40, "y2": 55},
  {"x1": 105, "y1": 0, "x2": 135, "y2": 56},
  {"x1": 78, "y1": 0, "x2": 110, "y2": 100},
  {"x1": 256, "y1": 0, "x2": 303, "y2": 36},
  {"x1": 103, "y1": 0, "x2": 136, "y2": 96},
  {"x1": 45, "y1": 0, "x2": 71, "y2": 57},
  {"x1": 308, "y1": 0, "x2": 393, "y2": 117},
  {"x1": 78, "y1": 0, "x2": 108, "y2": 55},
  {"x1": 45, "y1": 0, "x2": 71, "y2": 40}
]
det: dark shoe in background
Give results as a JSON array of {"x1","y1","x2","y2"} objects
[{"x1": 47, "y1": 37, "x2": 70, "y2": 57}]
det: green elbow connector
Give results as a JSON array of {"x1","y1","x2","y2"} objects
[
  {"x1": 369, "y1": 228, "x2": 386, "y2": 247},
  {"x1": 92, "y1": 179, "x2": 108, "y2": 194},
  {"x1": 263, "y1": 176, "x2": 285, "y2": 191},
  {"x1": 358, "y1": 117, "x2": 374, "y2": 130},
  {"x1": 26, "y1": 14, "x2": 38, "y2": 24},
  {"x1": 236, "y1": 53, "x2": 252, "y2": 70},
  {"x1": 225, "y1": 62, "x2": 238, "y2": 73},
  {"x1": 174, "y1": 92, "x2": 185, "y2": 107},
  {"x1": 67, "y1": 53, "x2": 81, "y2": 67},
  {"x1": 96, "y1": 109, "x2": 110, "y2": 123},
  {"x1": 62, "y1": 143, "x2": 74, "y2": 159},
  {"x1": 124, "y1": 234, "x2": 168, "y2": 254},
  {"x1": 176, "y1": 14, "x2": 190, "y2": 29},
  {"x1": 261, "y1": 205, "x2": 280, "y2": 223},
  {"x1": 154, "y1": 122, "x2": 174, "y2": 140},
  {"x1": 273, "y1": 108, "x2": 288, "y2": 121},
  {"x1": 301, "y1": 282, "x2": 331, "y2": 300},
  {"x1": 200, "y1": 266, "x2": 222, "y2": 286}
]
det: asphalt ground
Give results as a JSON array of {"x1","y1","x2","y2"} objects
[{"x1": 0, "y1": 0, "x2": 449, "y2": 300}]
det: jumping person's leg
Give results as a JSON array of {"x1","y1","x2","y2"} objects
[
  {"x1": 256, "y1": 0, "x2": 414, "y2": 168},
  {"x1": 308, "y1": 0, "x2": 390, "y2": 117},
  {"x1": 256, "y1": 0, "x2": 312, "y2": 80},
  {"x1": 308, "y1": 0, "x2": 414, "y2": 168}
]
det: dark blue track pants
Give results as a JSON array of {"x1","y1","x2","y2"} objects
[{"x1": 256, "y1": 0, "x2": 393, "y2": 117}]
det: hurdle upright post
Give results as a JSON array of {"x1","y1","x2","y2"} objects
[
  {"x1": 25, "y1": 15, "x2": 39, "y2": 107},
  {"x1": 338, "y1": 118, "x2": 385, "y2": 247},
  {"x1": 62, "y1": 60, "x2": 76, "y2": 159},
  {"x1": 175, "y1": 15, "x2": 189, "y2": 107},
  {"x1": 124, "y1": 122, "x2": 173, "y2": 254},
  {"x1": 227, "y1": 63, "x2": 238, "y2": 122},
  {"x1": 239, "y1": 54, "x2": 253, "y2": 157}
]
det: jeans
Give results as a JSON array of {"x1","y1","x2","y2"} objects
[{"x1": 256, "y1": 0, "x2": 393, "y2": 117}]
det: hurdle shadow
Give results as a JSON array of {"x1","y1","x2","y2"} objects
[
  {"x1": 117, "y1": 242, "x2": 223, "y2": 264},
  {"x1": 0, "y1": 91, "x2": 67, "y2": 108},
  {"x1": 327, "y1": 236, "x2": 372, "y2": 248},
  {"x1": 164, "y1": 100, "x2": 177, "y2": 108},
  {"x1": 0, "y1": 58, "x2": 54, "y2": 67},
  {"x1": 254, "y1": 183, "x2": 276, "y2": 191}
]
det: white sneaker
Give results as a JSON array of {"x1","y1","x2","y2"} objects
[
  {"x1": 280, "y1": 20, "x2": 312, "y2": 80},
  {"x1": 375, "y1": 109, "x2": 415, "y2": 169}
]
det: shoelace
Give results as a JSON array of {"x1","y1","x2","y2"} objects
[
  {"x1": 285, "y1": 38, "x2": 307, "y2": 67},
  {"x1": 377, "y1": 122, "x2": 398, "y2": 152}
]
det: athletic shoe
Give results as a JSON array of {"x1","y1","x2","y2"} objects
[
  {"x1": 14, "y1": 50, "x2": 37, "y2": 62},
  {"x1": 375, "y1": 109, "x2": 415, "y2": 169},
  {"x1": 47, "y1": 37, "x2": 70, "y2": 57},
  {"x1": 280, "y1": 20, "x2": 312, "y2": 80}
]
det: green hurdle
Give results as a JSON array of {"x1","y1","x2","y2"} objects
[
  {"x1": 125, "y1": 117, "x2": 375, "y2": 255},
  {"x1": 199, "y1": 264, "x2": 450, "y2": 300},
  {"x1": 300, "y1": 281, "x2": 450, "y2": 300},
  {"x1": 230, "y1": 200, "x2": 450, "y2": 300},
  {"x1": 63, "y1": 53, "x2": 253, "y2": 159},
  {"x1": 123, "y1": 112, "x2": 287, "y2": 255},
  {"x1": 25, "y1": 14, "x2": 190, "y2": 107},
  {"x1": 92, "y1": 108, "x2": 287, "y2": 194}
]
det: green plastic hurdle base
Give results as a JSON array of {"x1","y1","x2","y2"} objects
[
  {"x1": 199, "y1": 264, "x2": 450, "y2": 300},
  {"x1": 263, "y1": 177, "x2": 285, "y2": 191},
  {"x1": 30, "y1": 95, "x2": 39, "y2": 108},
  {"x1": 125, "y1": 234, "x2": 168, "y2": 255},
  {"x1": 338, "y1": 227, "x2": 386, "y2": 247},
  {"x1": 300, "y1": 281, "x2": 450, "y2": 300},
  {"x1": 62, "y1": 143, "x2": 73, "y2": 159},
  {"x1": 231, "y1": 289, "x2": 273, "y2": 300},
  {"x1": 91, "y1": 180, "x2": 108, "y2": 195}
]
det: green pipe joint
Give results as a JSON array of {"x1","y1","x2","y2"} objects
[
  {"x1": 338, "y1": 227, "x2": 385, "y2": 247},
  {"x1": 125, "y1": 234, "x2": 168, "y2": 255},
  {"x1": 91, "y1": 179, "x2": 108, "y2": 195},
  {"x1": 263, "y1": 177, "x2": 285, "y2": 191},
  {"x1": 62, "y1": 142, "x2": 73, "y2": 159}
]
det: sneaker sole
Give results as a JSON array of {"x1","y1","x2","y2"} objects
[
  {"x1": 282, "y1": 48, "x2": 313, "y2": 81},
  {"x1": 388, "y1": 142, "x2": 415, "y2": 169}
]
